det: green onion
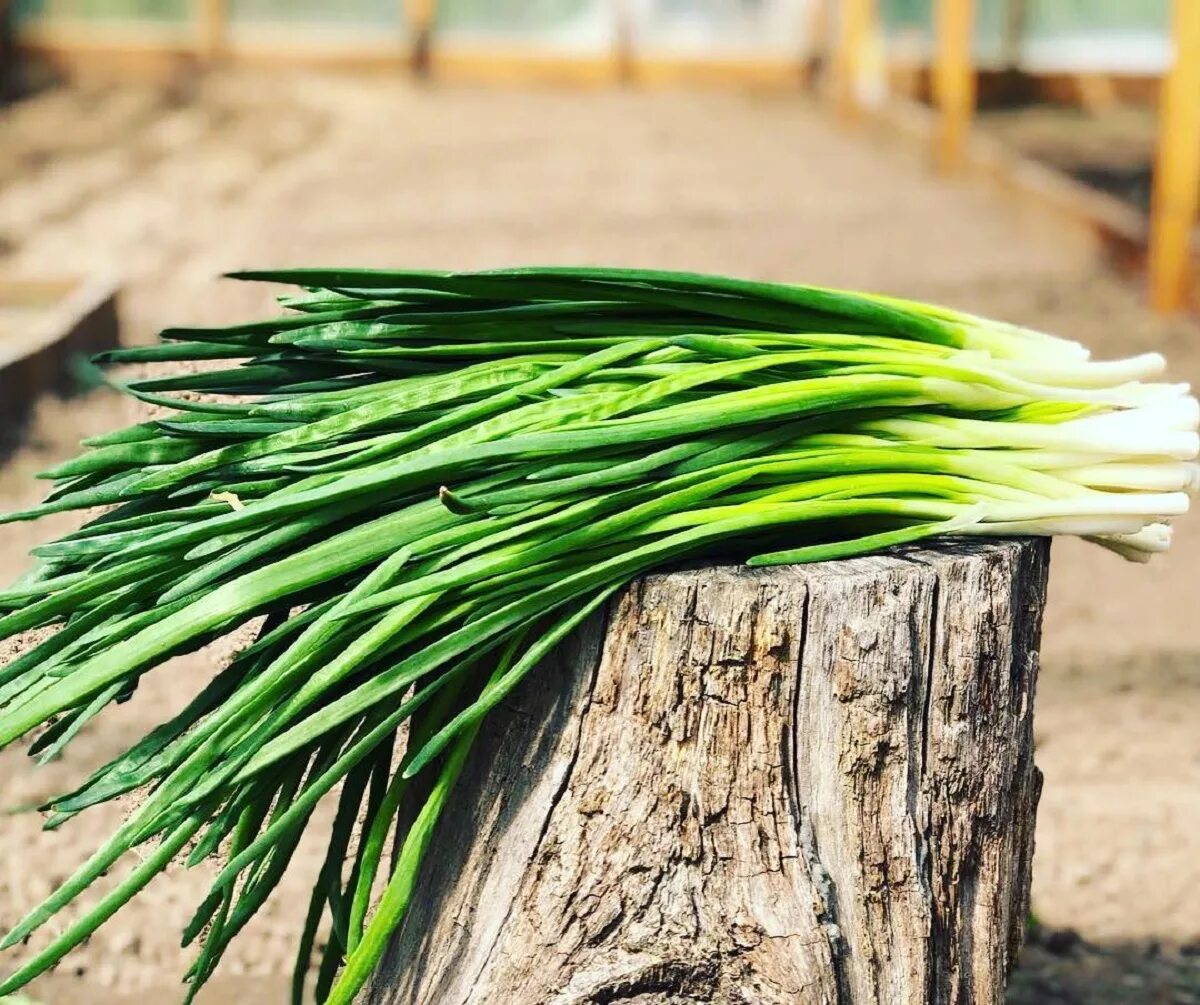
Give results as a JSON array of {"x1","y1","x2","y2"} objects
[{"x1": 0, "y1": 266, "x2": 1194, "y2": 1004}]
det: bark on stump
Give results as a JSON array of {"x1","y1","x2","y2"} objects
[{"x1": 369, "y1": 538, "x2": 1049, "y2": 1005}]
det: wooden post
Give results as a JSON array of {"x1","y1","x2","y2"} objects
[
  {"x1": 1149, "y1": 0, "x2": 1200, "y2": 313},
  {"x1": 801, "y1": 0, "x2": 833, "y2": 92},
  {"x1": 933, "y1": 0, "x2": 975, "y2": 173},
  {"x1": 832, "y1": 0, "x2": 874, "y2": 122},
  {"x1": 196, "y1": 0, "x2": 227, "y2": 62},
  {"x1": 404, "y1": 0, "x2": 436, "y2": 78},
  {"x1": 368, "y1": 539, "x2": 1048, "y2": 1005}
]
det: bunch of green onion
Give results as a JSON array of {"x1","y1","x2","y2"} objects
[{"x1": 0, "y1": 267, "x2": 1194, "y2": 1004}]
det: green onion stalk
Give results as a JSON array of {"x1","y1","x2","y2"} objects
[{"x1": 0, "y1": 267, "x2": 1194, "y2": 1003}]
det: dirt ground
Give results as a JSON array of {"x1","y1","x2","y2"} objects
[{"x1": 0, "y1": 73, "x2": 1197, "y2": 1004}]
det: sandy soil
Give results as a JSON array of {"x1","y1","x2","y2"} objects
[{"x1": 0, "y1": 73, "x2": 1197, "y2": 1003}]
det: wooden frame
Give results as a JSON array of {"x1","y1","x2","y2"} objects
[
  {"x1": 14, "y1": 0, "x2": 822, "y2": 91},
  {"x1": 1148, "y1": 0, "x2": 1200, "y2": 313},
  {"x1": 887, "y1": 64, "x2": 1162, "y2": 109},
  {"x1": 932, "y1": 0, "x2": 974, "y2": 173},
  {"x1": 16, "y1": 21, "x2": 1169, "y2": 107},
  {"x1": 10, "y1": 6, "x2": 1170, "y2": 112},
  {"x1": 620, "y1": 54, "x2": 804, "y2": 90},
  {"x1": 17, "y1": 22, "x2": 204, "y2": 80},
  {"x1": 0, "y1": 275, "x2": 120, "y2": 427},
  {"x1": 861, "y1": 94, "x2": 1163, "y2": 288},
  {"x1": 427, "y1": 46, "x2": 620, "y2": 89},
  {"x1": 19, "y1": 29, "x2": 813, "y2": 89},
  {"x1": 197, "y1": 0, "x2": 227, "y2": 60},
  {"x1": 403, "y1": 0, "x2": 434, "y2": 76},
  {"x1": 831, "y1": 0, "x2": 875, "y2": 121},
  {"x1": 18, "y1": 23, "x2": 815, "y2": 91}
]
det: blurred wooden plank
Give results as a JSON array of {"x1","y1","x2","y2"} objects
[
  {"x1": 1149, "y1": 0, "x2": 1200, "y2": 313},
  {"x1": 886, "y1": 64, "x2": 1161, "y2": 109},
  {"x1": 14, "y1": 29, "x2": 625, "y2": 86},
  {"x1": 197, "y1": 0, "x2": 227, "y2": 61},
  {"x1": 431, "y1": 48, "x2": 620, "y2": 88},
  {"x1": 403, "y1": 0, "x2": 436, "y2": 78},
  {"x1": 800, "y1": 0, "x2": 832, "y2": 90},
  {"x1": 1076, "y1": 73, "x2": 1119, "y2": 115},
  {"x1": 832, "y1": 0, "x2": 874, "y2": 122},
  {"x1": 628, "y1": 55, "x2": 802, "y2": 90},
  {"x1": 0, "y1": 275, "x2": 120, "y2": 427},
  {"x1": 613, "y1": 0, "x2": 634, "y2": 86},
  {"x1": 16, "y1": 25, "x2": 198, "y2": 82},
  {"x1": 933, "y1": 0, "x2": 975, "y2": 173}
]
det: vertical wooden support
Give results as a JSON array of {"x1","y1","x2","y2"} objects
[
  {"x1": 1149, "y1": 0, "x2": 1200, "y2": 314},
  {"x1": 801, "y1": 0, "x2": 833, "y2": 91},
  {"x1": 404, "y1": 0, "x2": 436, "y2": 78},
  {"x1": 933, "y1": 0, "x2": 975, "y2": 173},
  {"x1": 613, "y1": 0, "x2": 635, "y2": 87},
  {"x1": 832, "y1": 0, "x2": 874, "y2": 122},
  {"x1": 196, "y1": 0, "x2": 228, "y2": 62}
]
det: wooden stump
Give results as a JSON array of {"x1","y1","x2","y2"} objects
[{"x1": 369, "y1": 538, "x2": 1049, "y2": 1005}]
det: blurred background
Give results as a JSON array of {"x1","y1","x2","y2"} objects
[{"x1": 0, "y1": 1, "x2": 1198, "y2": 1002}]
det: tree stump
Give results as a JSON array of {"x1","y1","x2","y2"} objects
[{"x1": 368, "y1": 538, "x2": 1049, "y2": 1005}]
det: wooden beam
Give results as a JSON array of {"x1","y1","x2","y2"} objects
[
  {"x1": 932, "y1": 0, "x2": 975, "y2": 173},
  {"x1": 196, "y1": 0, "x2": 227, "y2": 61},
  {"x1": 832, "y1": 0, "x2": 874, "y2": 122},
  {"x1": 612, "y1": 0, "x2": 634, "y2": 86},
  {"x1": 432, "y1": 48, "x2": 618, "y2": 88},
  {"x1": 626, "y1": 55, "x2": 803, "y2": 90},
  {"x1": 1149, "y1": 0, "x2": 1200, "y2": 313},
  {"x1": 19, "y1": 30, "x2": 402, "y2": 81}
]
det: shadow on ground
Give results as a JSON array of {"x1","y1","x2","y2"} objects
[{"x1": 1009, "y1": 926, "x2": 1200, "y2": 1005}]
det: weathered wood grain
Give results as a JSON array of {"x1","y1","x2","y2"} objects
[{"x1": 369, "y1": 538, "x2": 1049, "y2": 1005}]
